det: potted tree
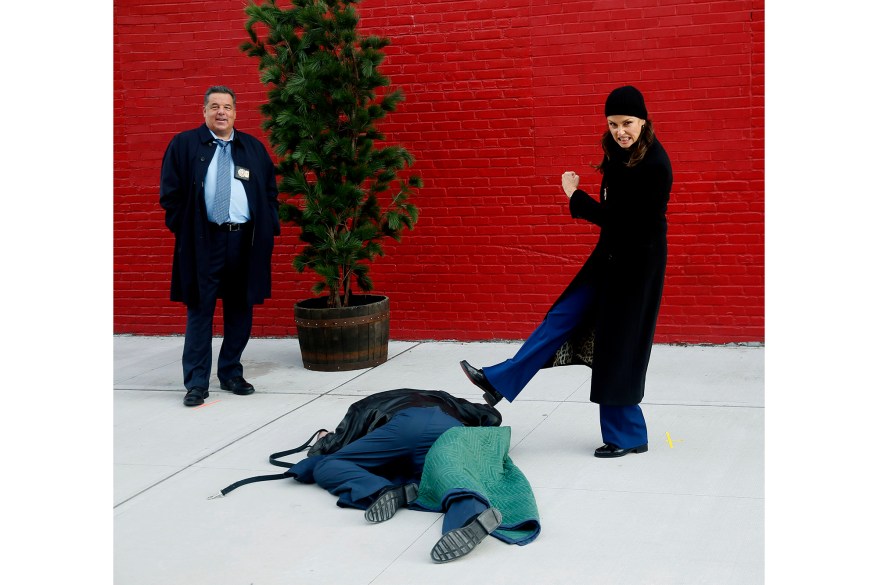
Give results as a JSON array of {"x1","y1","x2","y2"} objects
[{"x1": 242, "y1": 0, "x2": 421, "y2": 371}]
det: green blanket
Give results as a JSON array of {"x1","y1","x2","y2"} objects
[{"x1": 414, "y1": 426, "x2": 541, "y2": 545}]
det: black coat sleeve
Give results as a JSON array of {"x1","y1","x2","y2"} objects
[
  {"x1": 159, "y1": 135, "x2": 185, "y2": 234},
  {"x1": 569, "y1": 189, "x2": 604, "y2": 226},
  {"x1": 259, "y1": 143, "x2": 281, "y2": 236}
]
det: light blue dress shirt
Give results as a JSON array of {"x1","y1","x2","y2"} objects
[{"x1": 205, "y1": 129, "x2": 250, "y2": 224}]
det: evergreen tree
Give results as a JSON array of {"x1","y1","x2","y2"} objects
[{"x1": 242, "y1": 0, "x2": 421, "y2": 308}]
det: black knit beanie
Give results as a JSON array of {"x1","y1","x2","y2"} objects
[{"x1": 605, "y1": 85, "x2": 648, "y2": 119}]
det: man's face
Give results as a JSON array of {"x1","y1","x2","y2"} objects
[{"x1": 203, "y1": 92, "x2": 236, "y2": 139}]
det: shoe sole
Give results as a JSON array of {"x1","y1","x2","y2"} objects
[
  {"x1": 430, "y1": 507, "x2": 502, "y2": 563},
  {"x1": 594, "y1": 444, "x2": 648, "y2": 458},
  {"x1": 365, "y1": 483, "x2": 418, "y2": 523}
]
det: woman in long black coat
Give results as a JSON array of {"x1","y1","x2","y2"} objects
[{"x1": 460, "y1": 85, "x2": 672, "y2": 458}]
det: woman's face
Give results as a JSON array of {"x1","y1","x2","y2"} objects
[{"x1": 607, "y1": 115, "x2": 645, "y2": 149}]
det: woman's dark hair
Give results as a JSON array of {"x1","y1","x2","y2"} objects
[{"x1": 597, "y1": 119, "x2": 655, "y2": 173}]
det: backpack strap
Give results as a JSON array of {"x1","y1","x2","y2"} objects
[
  {"x1": 209, "y1": 471, "x2": 291, "y2": 498},
  {"x1": 269, "y1": 428, "x2": 327, "y2": 468},
  {"x1": 209, "y1": 429, "x2": 328, "y2": 499}
]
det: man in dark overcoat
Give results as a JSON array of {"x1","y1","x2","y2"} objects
[{"x1": 159, "y1": 85, "x2": 280, "y2": 407}]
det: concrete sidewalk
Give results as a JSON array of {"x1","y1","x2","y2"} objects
[{"x1": 114, "y1": 336, "x2": 764, "y2": 585}]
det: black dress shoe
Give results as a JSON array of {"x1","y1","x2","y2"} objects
[
  {"x1": 430, "y1": 506, "x2": 503, "y2": 563},
  {"x1": 365, "y1": 483, "x2": 419, "y2": 523},
  {"x1": 594, "y1": 443, "x2": 648, "y2": 458},
  {"x1": 459, "y1": 360, "x2": 504, "y2": 406},
  {"x1": 220, "y1": 376, "x2": 255, "y2": 395},
  {"x1": 183, "y1": 387, "x2": 209, "y2": 407}
]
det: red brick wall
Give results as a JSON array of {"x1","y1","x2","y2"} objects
[{"x1": 114, "y1": 0, "x2": 764, "y2": 343}]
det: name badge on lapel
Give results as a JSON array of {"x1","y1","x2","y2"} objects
[{"x1": 235, "y1": 166, "x2": 250, "y2": 181}]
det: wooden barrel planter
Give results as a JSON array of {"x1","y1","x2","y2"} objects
[{"x1": 294, "y1": 295, "x2": 390, "y2": 371}]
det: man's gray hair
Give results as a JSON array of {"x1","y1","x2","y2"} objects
[{"x1": 204, "y1": 86, "x2": 236, "y2": 107}]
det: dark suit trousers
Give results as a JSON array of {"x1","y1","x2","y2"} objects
[
  {"x1": 310, "y1": 407, "x2": 462, "y2": 508},
  {"x1": 308, "y1": 407, "x2": 488, "y2": 532},
  {"x1": 440, "y1": 492, "x2": 490, "y2": 535},
  {"x1": 182, "y1": 228, "x2": 253, "y2": 390}
]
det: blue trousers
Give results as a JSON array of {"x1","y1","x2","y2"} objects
[
  {"x1": 182, "y1": 228, "x2": 252, "y2": 390},
  {"x1": 308, "y1": 407, "x2": 488, "y2": 533},
  {"x1": 481, "y1": 283, "x2": 648, "y2": 448},
  {"x1": 440, "y1": 492, "x2": 490, "y2": 535},
  {"x1": 599, "y1": 404, "x2": 648, "y2": 449},
  {"x1": 482, "y1": 283, "x2": 595, "y2": 402},
  {"x1": 311, "y1": 407, "x2": 459, "y2": 506}
]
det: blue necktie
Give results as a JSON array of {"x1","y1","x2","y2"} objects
[{"x1": 212, "y1": 140, "x2": 231, "y2": 224}]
